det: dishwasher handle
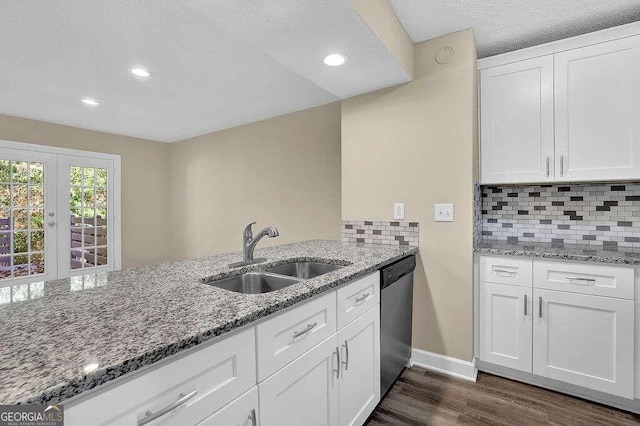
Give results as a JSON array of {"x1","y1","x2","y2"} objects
[{"x1": 381, "y1": 256, "x2": 416, "y2": 289}]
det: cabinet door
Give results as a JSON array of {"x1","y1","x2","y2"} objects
[
  {"x1": 197, "y1": 387, "x2": 258, "y2": 426},
  {"x1": 338, "y1": 306, "x2": 380, "y2": 426},
  {"x1": 479, "y1": 282, "x2": 532, "y2": 372},
  {"x1": 480, "y1": 56, "x2": 554, "y2": 184},
  {"x1": 259, "y1": 334, "x2": 339, "y2": 426},
  {"x1": 533, "y1": 289, "x2": 634, "y2": 398},
  {"x1": 555, "y1": 36, "x2": 640, "y2": 181}
]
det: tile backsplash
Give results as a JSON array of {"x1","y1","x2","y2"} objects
[
  {"x1": 341, "y1": 220, "x2": 419, "y2": 247},
  {"x1": 481, "y1": 183, "x2": 640, "y2": 248}
]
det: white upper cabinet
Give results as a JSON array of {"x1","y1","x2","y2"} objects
[
  {"x1": 554, "y1": 36, "x2": 640, "y2": 181},
  {"x1": 479, "y1": 24, "x2": 640, "y2": 184},
  {"x1": 480, "y1": 56, "x2": 554, "y2": 184}
]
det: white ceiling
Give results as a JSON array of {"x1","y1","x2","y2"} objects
[
  {"x1": 388, "y1": 0, "x2": 640, "y2": 58},
  {"x1": 0, "y1": 1, "x2": 410, "y2": 142}
]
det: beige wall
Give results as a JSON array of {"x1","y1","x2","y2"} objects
[
  {"x1": 0, "y1": 114, "x2": 172, "y2": 269},
  {"x1": 342, "y1": 30, "x2": 477, "y2": 360},
  {"x1": 169, "y1": 102, "x2": 342, "y2": 260}
]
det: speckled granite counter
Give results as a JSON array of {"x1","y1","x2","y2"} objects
[
  {"x1": 476, "y1": 240, "x2": 640, "y2": 265},
  {"x1": 0, "y1": 240, "x2": 417, "y2": 405}
]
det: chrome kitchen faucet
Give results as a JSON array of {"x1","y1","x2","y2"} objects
[{"x1": 228, "y1": 222, "x2": 279, "y2": 268}]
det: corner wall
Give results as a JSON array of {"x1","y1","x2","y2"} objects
[
  {"x1": 341, "y1": 30, "x2": 478, "y2": 360},
  {"x1": 169, "y1": 102, "x2": 342, "y2": 260}
]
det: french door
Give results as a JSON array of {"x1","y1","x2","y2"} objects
[{"x1": 0, "y1": 144, "x2": 119, "y2": 288}]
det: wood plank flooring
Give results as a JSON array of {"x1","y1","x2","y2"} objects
[{"x1": 366, "y1": 367, "x2": 640, "y2": 425}]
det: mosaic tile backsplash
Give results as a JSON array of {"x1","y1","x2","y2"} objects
[
  {"x1": 481, "y1": 183, "x2": 640, "y2": 248},
  {"x1": 341, "y1": 220, "x2": 419, "y2": 247}
]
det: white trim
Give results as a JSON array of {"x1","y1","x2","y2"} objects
[
  {"x1": 0, "y1": 140, "x2": 120, "y2": 163},
  {"x1": 478, "y1": 21, "x2": 640, "y2": 70},
  {"x1": 410, "y1": 349, "x2": 478, "y2": 382}
]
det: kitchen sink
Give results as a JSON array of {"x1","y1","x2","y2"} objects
[
  {"x1": 265, "y1": 261, "x2": 345, "y2": 279},
  {"x1": 206, "y1": 272, "x2": 301, "y2": 294}
]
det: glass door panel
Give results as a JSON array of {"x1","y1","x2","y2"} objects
[{"x1": 0, "y1": 149, "x2": 57, "y2": 285}]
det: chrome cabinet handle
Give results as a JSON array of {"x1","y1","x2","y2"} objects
[
  {"x1": 342, "y1": 340, "x2": 349, "y2": 371},
  {"x1": 546, "y1": 156, "x2": 550, "y2": 177},
  {"x1": 293, "y1": 322, "x2": 317, "y2": 339},
  {"x1": 138, "y1": 390, "x2": 198, "y2": 426},
  {"x1": 333, "y1": 347, "x2": 340, "y2": 379},
  {"x1": 355, "y1": 293, "x2": 369, "y2": 304},
  {"x1": 539, "y1": 297, "x2": 543, "y2": 318},
  {"x1": 524, "y1": 294, "x2": 528, "y2": 316},
  {"x1": 248, "y1": 408, "x2": 257, "y2": 426},
  {"x1": 493, "y1": 269, "x2": 517, "y2": 276},
  {"x1": 566, "y1": 276, "x2": 596, "y2": 282},
  {"x1": 560, "y1": 155, "x2": 564, "y2": 176}
]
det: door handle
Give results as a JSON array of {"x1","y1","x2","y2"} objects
[
  {"x1": 546, "y1": 156, "x2": 550, "y2": 177},
  {"x1": 539, "y1": 296, "x2": 543, "y2": 318},
  {"x1": 342, "y1": 340, "x2": 349, "y2": 371},
  {"x1": 248, "y1": 408, "x2": 257, "y2": 426}
]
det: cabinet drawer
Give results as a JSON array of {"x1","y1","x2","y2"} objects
[
  {"x1": 480, "y1": 256, "x2": 532, "y2": 287},
  {"x1": 534, "y1": 261, "x2": 634, "y2": 299},
  {"x1": 196, "y1": 387, "x2": 258, "y2": 426},
  {"x1": 256, "y1": 291, "x2": 337, "y2": 381},
  {"x1": 65, "y1": 328, "x2": 256, "y2": 426},
  {"x1": 337, "y1": 271, "x2": 379, "y2": 329}
]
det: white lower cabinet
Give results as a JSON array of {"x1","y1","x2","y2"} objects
[
  {"x1": 259, "y1": 305, "x2": 381, "y2": 426},
  {"x1": 479, "y1": 281, "x2": 532, "y2": 373},
  {"x1": 259, "y1": 334, "x2": 340, "y2": 426},
  {"x1": 533, "y1": 288, "x2": 634, "y2": 398},
  {"x1": 196, "y1": 387, "x2": 258, "y2": 426},
  {"x1": 338, "y1": 306, "x2": 380, "y2": 426},
  {"x1": 479, "y1": 255, "x2": 637, "y2": 402}
]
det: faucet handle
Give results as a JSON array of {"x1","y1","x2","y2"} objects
[{"x1": 243, "y1": 222, "x2": 257, "y2": 238}]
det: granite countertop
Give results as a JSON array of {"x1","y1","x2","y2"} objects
[
  {"x1": 475, "y1": 240, "x2": 640, "y2": 265},
  {"x1": 0, "y1": 240, "x2": 417, "y2": 405}
]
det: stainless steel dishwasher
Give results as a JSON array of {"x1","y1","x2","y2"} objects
[{"x1": 380, "y1": 255, "x2": 416, "y2": 397}]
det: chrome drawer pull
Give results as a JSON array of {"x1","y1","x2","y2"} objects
[
  {"x1": 293, "y1": 322, "x2": 318, "y2": 339},
  {"x1": 333, "y1": 347, "x2": 340, "y2": 379},
  {"x1": 248, "y1": 408, "x2": 257, "y2": 426},
  {"x1": 546, "y1": 156, "x2": 550, "y2": 177},
  {"x1": 355, "y1": 293, "x2": 370, "y2": 304},
  {"x1": 566, "y1": 276, "x2": 596, "y2": 282},
  {"x1": 560, "y1": 155, "x2": 564, "y2": 176},
  {"x1": 524, "y1": 294, "x2": 528, "y2": 316},
  {"x1": 138, "y1": 390, "x2": 198, "y2": 426},
  {"x1": 493, "y1": 269, "x2": 517, "y2": 276},
  {"x1": 342, "y1": 340, "x2": 349, "y2": 371}
]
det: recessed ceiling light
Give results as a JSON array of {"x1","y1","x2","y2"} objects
[
  {"x1": 324, "y1": 53, "x2": 348, "y2": 67},
  {"x1": 129, "y1": 67, "x2": 151, "y2": 78},
  {"x1": 81, "y1": 98, "x2": 99, "y2": 106}
]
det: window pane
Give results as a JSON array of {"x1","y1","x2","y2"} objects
[
  {"x1": 14, "y1": 255, "x2": 29, "y2": 277},
  {"x1": 96, "y1": 168, "x2": 107, "y2": 187},
  {"x1": 12, "y1": 162, "x2": 28, "y2": 183},
  {"x1": 29, "y1": 185, "x2": 44, "y2": 207},
  {"x1": 29, "y1": 209, "x2": 44, "y2": 229},
  {"x1": 14, "y1": 231, "x2": 27, "y2": 253},
  {"x1": 0, "y1": 185, "x2": 9, "y2": 207},
  {"x1": 0, "y1": 161, "x2": 10, "y2": 183},
  {"x1": 12, "y1": 184, "x2": 27, "y2": 206},
  {"x1": 30, "y1": 163, "x2": 44, "y2": 184},
  {"x1": 30, "y1": 253, "x2": 44, "y2": 276},
  {"x1": 30, "y1": 231, "x2": 44, "y2": 252},
  {"x1": 70, "y1": 166, "x2": 82, "y2": 186},
  {"x1": 83, "y1": 168, "x2": 95, "y2": 187},
  {"x1": 70, "y1": 186, "x2": 82, "y2": 209},
  {"x1": 13, "y1": 209, "x2": 27, "y2": 230}
]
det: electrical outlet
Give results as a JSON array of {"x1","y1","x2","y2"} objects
[
  {"x1": 435, "y1": 203, "x2": 454, "y2": 222},
  {"x1": 393, "y1": 203, "x2": 405, "y2": 220}
]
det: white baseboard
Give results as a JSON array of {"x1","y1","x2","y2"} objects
[{"x1": 410, "y1": 349, "x2": 478, "y2": 382}]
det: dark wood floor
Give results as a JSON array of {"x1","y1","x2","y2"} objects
[{"x1": 366, "y1": 367, "x2": 640, "y2": 425}]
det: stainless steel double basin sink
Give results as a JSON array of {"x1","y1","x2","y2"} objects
[{"x1": 203, "y1": 261, "x2": 347, "y2": 294}]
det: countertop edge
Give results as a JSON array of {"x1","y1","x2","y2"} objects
[
  {"x1": 475, "y1": 247, "x2": 640, "y2": 266},
  {"x1": 22, "y1": 246, "x2": 418, "y2": 406}
]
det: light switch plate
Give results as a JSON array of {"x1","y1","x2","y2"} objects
[
  {"x1": 393, "y1": 203, "x2": 405, "y2": 220},
  {"x1": 435, "y1": 203, "x2": 454, "y2": 222}
]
